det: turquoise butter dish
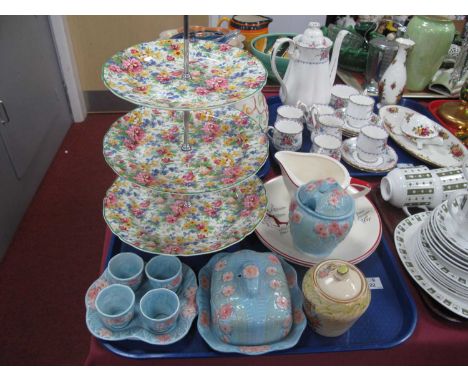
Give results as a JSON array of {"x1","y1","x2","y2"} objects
[{"x1": 197, "y1": 250, "x2": 306, "y2": 355}]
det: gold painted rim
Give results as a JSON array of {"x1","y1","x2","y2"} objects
[{"x1": 340, "y1": 139, "x2": 398, "y2": 173}]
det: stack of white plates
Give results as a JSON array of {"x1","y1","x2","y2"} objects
[{"x1": 394, "y1": 202, "x2": 468, "y2": 319}]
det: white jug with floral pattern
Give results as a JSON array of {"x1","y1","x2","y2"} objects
[{"x1": 271, "y1": 22, "x2": 349, "y2": 107}]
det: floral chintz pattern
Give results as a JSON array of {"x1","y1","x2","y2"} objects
[
  {"x1": 104, "y1": 107, "x2": 268, "y2": 194},
  {"x1": 103, "y1": 39, "x2": 267, "y2": 110},
  {"x1": 103, "y1": 177, "x2": 267, "y2": 256}
]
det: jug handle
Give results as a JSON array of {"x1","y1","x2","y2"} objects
[
  {"x1": 329, "y1": 30, "x2": 350, "y2": 87},
  {"x1": 347, "y1": 178, "x2": 372, "y2": 199},
  {"x1": 271, "y1": 37, "x2": 294, "y2": 104},
  {"x1": 217, "y1": 16, "x2": 231, "y2": 28}
]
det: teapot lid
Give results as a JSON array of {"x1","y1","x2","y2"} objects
[
  {"x1": 313, "y1": 260, "x2": 366, "y2": 302},
  {"x1": 295, "y1": 21, "x2": 331, "y2": 48},
  {"x1": 297, "y1": 178, "x2": 354, "y2": 218}
]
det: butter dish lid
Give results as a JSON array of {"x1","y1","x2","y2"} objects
[{"x1": 313, "y1": 260, "x2": 366, "y2": 302}]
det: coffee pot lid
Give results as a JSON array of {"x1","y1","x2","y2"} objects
[
  {"x1": 296, "y1": 21, "x2": 331, "y2": 48},
  {"x1": 314, "y1": 260, "x2": 366, "y2": 302},
  {"x1": 298, "y1": 178, "x2": 354, "y2": 218}
]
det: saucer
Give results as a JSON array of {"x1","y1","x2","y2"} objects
[
  {"x1": 334, "y1": 108, "x2": 382, "y2": 137},
  {"x1": 255, "y1": 176, "x2": 382, "y2": 267},
  {"x1": 85, "y1": 263, "x2": 198, "y2": 345},
  {"x1": 196, "y1": 252, "x2": 306, "y2": 355},
  {"x1": 340, "y1": 137, "x2": 398, "y2": 173}
]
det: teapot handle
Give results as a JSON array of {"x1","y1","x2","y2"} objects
[
  {"x1": 271, "y1": 37, "x2": 294, "y2": 104},
  {"x1": 329, "y1": 30, "x2": 350, "y2": 87}
]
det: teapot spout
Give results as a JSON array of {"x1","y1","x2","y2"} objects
[{"x1": 329, "y1": 29, "x2": 350, "y2": 86}]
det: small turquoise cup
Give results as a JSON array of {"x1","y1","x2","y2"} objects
[
  {"x1": 107, "y1": 252, "x2": 144, "y2": 291},
  {"x1": 139, "y1": 289, "x2": 180, "y2": 333},
  {"x1": 145, "y1": 256, "x2": 182, "y2": 292},
  {"x1": 95, "y1": 284, "x2": 135, "y2": 330}
]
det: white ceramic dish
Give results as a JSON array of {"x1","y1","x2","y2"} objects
[
  {"x1": 380, "y1": 105, "x2": 467, "y2": 168},
  {"x1": 341, "y1": 137, "x2": 398, "y2": 173},
  {"x1": 254, "y1": 176, "x2": 382, "y2": 267},
  {"x1": 394, "y1": 212, "x2": 468, "y2": 319}
]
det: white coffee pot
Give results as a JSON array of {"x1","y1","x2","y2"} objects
[{"x1": 271, "y1": 22, "x2": 350, "y2": 107}]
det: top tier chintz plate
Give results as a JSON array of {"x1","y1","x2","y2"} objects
[{"x1": 102, "y1": 39, "x2": 267, "y2": 111}]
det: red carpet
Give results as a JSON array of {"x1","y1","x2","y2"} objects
[{"x1": 0, "y1": 114, "x2": 121, "y2": 365}]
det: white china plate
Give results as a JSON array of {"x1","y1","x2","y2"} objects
[
  {"x1": 196, "y1": 251, "x2": 306, "y2": 355},
  {"x1": 425, "y1": 215, "x2": 468, "y2": 271},
  {"x1": 413, "y1": 229, "x2": 468, "y2": 299},
  {"x1": 341, "y1": 137, "x2": 398, "y2": 173},
  {"x1": 85, "y1": 263, "x2": 198, "y2": 345},
  {"x1": 102, "y1": 39, "x2": 267, "y2": 111},
  {"x1": 254, "y1": 176, "x2": 382, "y2": 267},
  {"x1": 394, "y1": 212, "x2": 468, "y2": 319},
  {"x1": 379, "y1": 105, "x2": 467, "y2": 168},
  {"x1": 103, "y1": 176, "x2": 267, "y2": 256},
  {"x1": 103, "y1": 107, "x2": 268, "y2": 194},
  {"x1": 417, "y1": 223, "x2": 468, "y2": 295},
  {"x1": 434, "y1": 201, "x2": 468, "y2": 254}
]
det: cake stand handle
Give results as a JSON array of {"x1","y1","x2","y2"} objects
[{"x1": 181, "y1": 15, "x2": 192, "y2": 152}]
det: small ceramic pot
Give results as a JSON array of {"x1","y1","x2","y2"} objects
[
  {"x1": 346, "y1": 94, "x2": 375, "y2": 128},
  {"x1": 302, "y1": 259, "x2": 371, "y2": 337},
  {"x1": 140, "y1": 289, "x2": 180, "y2": 333},
  {"x1": 355, "y1": 125, "x2": 389, "y2": 163},
  {"x1": 330, "y1": 85, "x2": 359, "y2": 109},
  {"x1": 106, "y1": 252, "x2": 144, "y2": 291},
  {"x1": 95, "y1": 284, "x2": 135, "y2": 330},
  {"x1": 311, "y1": 134, "x2": 342, "y2": 161},
  {"x1": 289, "y1": 178, "x2": 355, "y2": 257},
  {"x1": 145, "y1": 255, "x2": 183, "y2": 292},
  {"x1": 267, "y1": 120, "x2": 303, "y2": 151}
]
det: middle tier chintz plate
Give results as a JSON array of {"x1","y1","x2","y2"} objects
[
  {"x1": 103, "y1": 176, "x2": 267, "y2": 256},
  {"x1": 104, "y1": 107, "x2": 268, "y2": 194}
]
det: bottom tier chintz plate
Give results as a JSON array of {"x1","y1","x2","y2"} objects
[{"x1": 103, "y1": 176, "x2": 267, "y2": 256}]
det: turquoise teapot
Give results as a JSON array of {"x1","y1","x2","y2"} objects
[{"x1": 289, "y1": 178, "x2": 356, "y2": 257}]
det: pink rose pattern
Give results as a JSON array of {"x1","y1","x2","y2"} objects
[
  {"x1": 104, "y1": 40, "x2": 266, "y2": 113},
  {"x1": 242, "y1": 265, "x2": 259, "y2": 279},
  {"x1": 104, "y1": 107, "x2": 267, "y2": 194}
]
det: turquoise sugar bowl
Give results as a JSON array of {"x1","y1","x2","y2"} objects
[
  {"x1": 210, "y1": 250, "x2": 293, "y2": 346},
  {"x1": 289, "y1": 178, "x2": 355, "y2": 257}
]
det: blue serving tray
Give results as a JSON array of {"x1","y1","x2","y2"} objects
[
  {"x1": 267, "y1": 96, "x2": 438, "y2": 178},
  {"x1": 99, "y1": 233, "x2": 417, "y2": 359}
]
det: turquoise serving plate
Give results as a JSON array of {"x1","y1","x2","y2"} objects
[
  {"x1": 85, "y1": 263, "x2": 197, "y2": 345},
  {"x1": 197, "y1": 250, "x2": 306, "y2": 355}
]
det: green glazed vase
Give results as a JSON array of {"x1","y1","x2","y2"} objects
[{"x1": 406, "y1": 16, "x2": 455, "y2": 91}]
